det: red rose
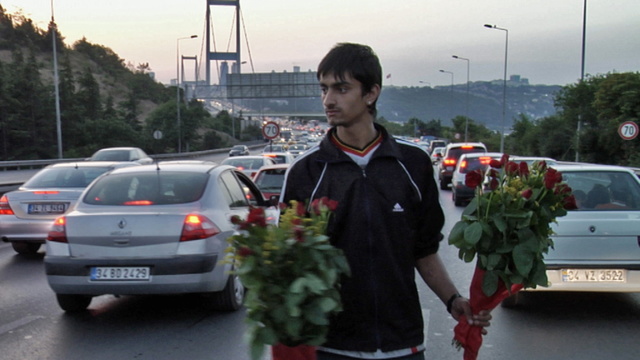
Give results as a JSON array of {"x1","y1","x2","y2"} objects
[
  {"x1": 230, "y1": 215, "x2": 242, "y2": 225},
  {"x1": 538, "y1": 160, "x2": 547, "y2": 171},
  {"x1": 323, "y1": 197, "x2": 339, "y2": 212},
  {"x1": 554, "y1": 183, "x2": 572, "y2": 195},
  {"x1": 247, "y1": 207, "x2": 267, "y2": 227},
  {"x1": 518, "y1": 162, "x2": 530, "y2": 177},
  {"x1": 489, "y1": 178, "x2": 499, "y2": 190},
  {"x1": 296, "y1": 201, "x2": 306, "y2": 216},
  {"x1": 544, "y1": 168, "x2": 562, "y2": 189},
  {"x1": 505, "y1": 161, "x2": 519, "y2": 175},
  {"x1": 465, "y1": 170, "x2": 483, "y2": 189},
  {"x1": 489, "y1": 159, "x2": 502, "y2": 169},
  {"x1": 294, "y1": 227, "x2": 305, "y2": 242},
  {"x1": 238, "y1": 246, "x2": 254, "y2": 257},
  {"x1": 563, "y1": 194, "x2": 578, "y2": 210},
  {"x1": 521, "y1": 188, "x2": 533, "y2": 199}
]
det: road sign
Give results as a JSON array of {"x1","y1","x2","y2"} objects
[
  {"x1": 262, "y1": 121, "x2": 280, "y2": 140},
  {"x1": 618, "y1": 121, "x2": 638, "y2": 140}
]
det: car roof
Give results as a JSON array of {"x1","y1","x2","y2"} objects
[
  {"x1": 459, "y1": 152, "x2": 503, "y2": 159},
  {"x1": 46, "y1": 161, "x2": 138, "y2": 168},
  {"x1": 553, "y1": 163, "x2": 638, "y2": 174},
  {"x1": 106, "y1": 162, "x2": 223, "y2": 175},
  {"x1": 445, "y1": 142, "x2": 486, "y2": 149},
  {"x1": 93, "y1": 147, "x2": 143, "y2": 152}
]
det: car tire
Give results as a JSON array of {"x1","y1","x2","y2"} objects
[
  {"x1": 440, "y1": 179, "x2": 449, "y2": 191},
  {"x1": 206, "y1": 273, "x2": 245, "y2": 311},
  {"x1": 11, "y1": 242, "x2": 41, "y2": 255},
  {"x1": 453, "y1": 191, "x2": 463, "y2": 207},
  {"x1": 56, "y1": 294, "x2": 92, "y2": 312}
]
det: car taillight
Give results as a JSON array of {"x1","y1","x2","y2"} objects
[
  {"x1": 479, "y1": 156, "x2": 492, "y2": 165},
  {"x1": 180, "y1": 214, "x2": 220, "y2": 242},
  {"x1": 123, "y1": 200, "x2": 154, "y2": 206},
  {"x1": 0, "y1": 195, "x2": 14, "y2": 215},
  {"x1": 443, "y1": 158, "x2": 457, "y2": 166},
  {"x1": 33, "y1": 191, "x2": 60, "y2": 195},
  {"x1": 459, "y1": 160, "x2": 468, "y2": 169},
  {"x1": 47, "y1": 216, "x2": 68, "y2": 243}
]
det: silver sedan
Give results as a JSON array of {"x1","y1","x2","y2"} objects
[{"x1": 44, "y1": 161, "x2": 276, "y2": 312}]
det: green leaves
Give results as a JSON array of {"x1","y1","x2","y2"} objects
[{"x1": 447, "y1": 156, "x2": 575, "y2": 296}]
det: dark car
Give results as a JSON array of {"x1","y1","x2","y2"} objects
[
  {"x1": 438, "y1": 142, "x2": 487, "y2": 190},
  {"x1": 228, "y1": 145, "x2": 250, "y2": 157}
]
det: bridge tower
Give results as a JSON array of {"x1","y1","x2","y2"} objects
[{"x1": 206, "y1": 0, "x2": 241, "y2": 85}]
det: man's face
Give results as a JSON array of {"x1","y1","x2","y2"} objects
[{"x1": 319, "y1": 72, "x2": 372, "y2": 128}]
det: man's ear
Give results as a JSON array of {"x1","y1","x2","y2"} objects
[{"x1": 365, "y1": 84, "x2": 381, "y2": 104}]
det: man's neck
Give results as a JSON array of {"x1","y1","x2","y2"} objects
[{"x1": 335, "y1": 121, "x2": 378, "y2": 150}]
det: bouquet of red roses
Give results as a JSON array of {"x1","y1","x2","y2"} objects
[
  {"x1": 226, "y1": 198, "x2": 350, "y2": 360},
  {"x1": 448, "y1": 154, "x2": 576, "y2": 359}
]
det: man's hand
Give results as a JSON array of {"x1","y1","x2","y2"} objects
[{"x1": 451, "y1": 297, "x2": 493, "y2": 335}]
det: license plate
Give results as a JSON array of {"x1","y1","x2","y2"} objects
[
  {"x1": 561, "y1": 269, "x2": 626, "y2": 282},
  {"x1": 28, "y1": 203, "x2": 68, "y2": 214},
  {"x1": 90, "y1": 267, "x2": 150, "y2": 281}
]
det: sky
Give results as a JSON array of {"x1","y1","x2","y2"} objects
[{"x1": 2, "y1": 0, "x2": 639, "y2": 87}]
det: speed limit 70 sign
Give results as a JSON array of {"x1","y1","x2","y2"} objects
[
  {"x1": 262, "y1": 121, "x2": 280, "y2": 140},
  {"x1": 618, "y1": 121, "x2": 638, "y2": 141}
]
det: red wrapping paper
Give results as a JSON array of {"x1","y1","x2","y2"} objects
[
  {"x1": 453, "y1": 267, "x2": 524, "y2": 360},
  {"x1": 271, "y1": 344, "x2": 317, "y2": 360}
]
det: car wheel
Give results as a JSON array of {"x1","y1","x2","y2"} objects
[
  {"x1": 11, "y1": 242, "x2": 41, "y2": 255},
  {"x1": 440, "y1": 179, "x2": 449, "y2": 190},
  {"x1": 453, "y1": 191, "x2": 463, "y2": 207},
  {"x1": 56, "y1": 294, "x2": 92, "y2": 312},
  {"x1": 206, "y1": 273, "x2": 245, "y2": 311}
]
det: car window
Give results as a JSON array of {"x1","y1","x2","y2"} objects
[
  {"x1": 255, "y1": 169, "x2": 286, "y2": 190},
  {"x1": 84, "y1": 172, "x2": 208, "y2": 205},
  {"x1": 562, "y1": 171, "x2": 640, "y2": 210},
  {"x1": 447, "y1": 147, "x2": 486, "y2": 159},
  {"x1": 219, "y1": 170, "x2": 249, "y2": 208},
  {"x1": 23, "y1": 167, "x2": 112, "y2": 188},
  {"x1": 93, "y1": 150, "x2": 130, "y2": 161}
]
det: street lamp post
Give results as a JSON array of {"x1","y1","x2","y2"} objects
[
  {"x1": 484, "y1": 24, "x2": 509, "y2": 153},
  {"x1": 452, "y1": 55, "x2": 470, "y2": 142},
  {"x1": 439, "y1": 69, "x2": 454, "y2": 127},
  {"x1": 576, "y1": 0, "x2": 587, "y2": 162},
  {"x1": 176, "y1": 35, "x2": 197, "y2": 153},
  {"x1": 50, "y1": 0, "x2": 62, "y2": 159}
]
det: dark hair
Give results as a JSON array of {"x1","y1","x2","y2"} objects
[{"x1": 317, "y1": 43, "x2": 382, "y2": 115}]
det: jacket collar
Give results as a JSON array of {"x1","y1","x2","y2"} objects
[{"x1": 318, "y1": 123, "x2": 404, "y2": 163}]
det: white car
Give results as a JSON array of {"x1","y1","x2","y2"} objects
[
  {"x1": 220, "y1": 155, "x2": 276, "y2": 178},
  {"x1": 44, "y1": 162, "x2": 276, "y2": 312},
  {"x1": 0, "y1": 161, "x2": 138, "y2": 254},
  {"x1": 503, "y1": 164, "x2": 640, "y2": 306}
]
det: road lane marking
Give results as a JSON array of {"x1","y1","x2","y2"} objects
[{"x1": 0, "y1": 316, "x2": 44, "y2": 335}]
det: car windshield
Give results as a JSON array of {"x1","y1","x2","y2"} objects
[
  {"x1": 459, "y1": 156, "x2": 498, "y2": 174},
  {"x1": 231, "y1": 146, "x2": 245, "y2": 151},
  {"x1": 92, "y1": 150, "x2": 130, "y2": 161},
  {"x1": 223, "y1": 158, "x2": 265, "y2": 169},
  {"x1": 23, "y1": 166, "x2": 112, "y2": 188},
  {"x1": 254, "y1": 169, "x2": 286, "y2": 191},
  {"x1": 563, "y1": 170, "x2": 640, "y2": 211},
  {"x1": 263, "y1": 145, "x2": 284, "y2": 152},
  {"x1": 83, "y1": 172, "x2": 208, "y2": 205}
]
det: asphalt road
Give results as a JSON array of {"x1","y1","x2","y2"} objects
[{"x1": 1, "y1": 162, "x2": 639, "y2": 360}]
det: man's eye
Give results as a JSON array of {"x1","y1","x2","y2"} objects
[{"x1": 339, "y1": 87, "x2": 348, "y2": 93}]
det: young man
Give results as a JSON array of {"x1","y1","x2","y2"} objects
[{"x1": 280, "y1": 43, "x2": 491, "y2": 360}]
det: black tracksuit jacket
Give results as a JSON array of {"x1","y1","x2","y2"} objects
[{"x1": 280, "y1": 124, "x2": 445, "y2": 352}]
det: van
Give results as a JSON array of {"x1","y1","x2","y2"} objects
[{"x1": 428, "y1": 140, "x2": 448, "y2": 155}]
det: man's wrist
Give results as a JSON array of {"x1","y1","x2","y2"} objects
[{"x1": 446, "y1": 293, "x2": 463, "y2": 314}]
